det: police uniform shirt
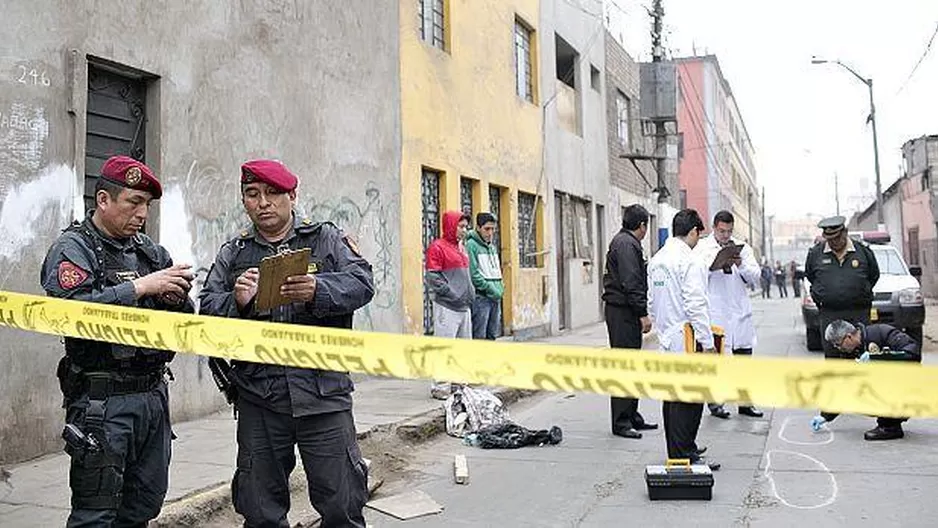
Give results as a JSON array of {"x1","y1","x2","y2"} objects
[
  {"x1": 805, "y1": 237, "x2": 880, "y2": 311},
  {"x1": 40, "y1": 213, "x2": 193, "y2": 369},
  {"x1": 198, "y1": 215, "x2": 375, "y2": 418}
]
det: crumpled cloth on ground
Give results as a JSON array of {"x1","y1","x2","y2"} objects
[{"x1": 464, "y1": 422, "x2": 563, "y2": 449}]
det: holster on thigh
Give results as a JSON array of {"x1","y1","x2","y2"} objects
[{"x1": 69, "y1": 446, "x2": 124, "y2": 510}]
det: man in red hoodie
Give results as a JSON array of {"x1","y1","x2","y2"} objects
[{"x1": 425, "y1": 210, "x2": 474, "y2": 399}]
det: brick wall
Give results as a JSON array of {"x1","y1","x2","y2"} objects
[{"x1": 604, "y1": 31, "x2": 654, "y2": 198}]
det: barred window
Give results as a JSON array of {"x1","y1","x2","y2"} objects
[
  {"x1": 518, "y1": 192, "x2": 538, "y2": 268},
  {"x1": 514, "y1": 19, "x2": 534, "y2": 103},
  {"x1": 419, "y1": 0, "x2": 446, "y2": 50}
]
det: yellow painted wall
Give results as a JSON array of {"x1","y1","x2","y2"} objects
[{"x1": 400, "y1": 0, "x2": 547, "y2": 335}]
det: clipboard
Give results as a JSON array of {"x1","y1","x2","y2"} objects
[
  {"x1": 255, "y1": 247, "x2": 311, "y2": 312},
  {"x1": 709, "y1": 243, "x2": 744, "y2": 271}
]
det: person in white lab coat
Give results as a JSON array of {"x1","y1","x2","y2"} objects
[
  {"x1": 648, "y1": 209, "x2": 720, "y2": 470},
  {"x1": 693, "y1": 210, "x2": 764, "y2": 419}
]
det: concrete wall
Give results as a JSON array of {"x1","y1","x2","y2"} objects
[
  {"x1": 901, "y1": 175, "x2": 938, "y2": 297},
  {"x1": 399, "y1": 0, "x2": 547, "y2": 336},
  {"x1": 541, "y1": 0, "x2": 609, "y2": 332},
  {"x1": 0, "y1": 0, "x2": 401, "y2": 463}
]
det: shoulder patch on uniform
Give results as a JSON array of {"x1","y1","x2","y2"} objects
[
  {"x1": 57, "y1": 260, "x2": 89, "y2": 290},
  {"x1": 343, "y1": 234, "x2": 362, "y2": 257}
]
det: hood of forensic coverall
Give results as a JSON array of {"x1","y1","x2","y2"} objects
[{"x1": 442, "y1": 211, "x2": 465, "y2": 244}]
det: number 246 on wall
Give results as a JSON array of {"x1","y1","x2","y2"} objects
[{"x1": 16, "y1": 65, "x2": 50, "y2": 87}]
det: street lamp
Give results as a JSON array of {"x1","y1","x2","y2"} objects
[{"x1": 811, "y1": 57, "x2": 884, "y2": 229}]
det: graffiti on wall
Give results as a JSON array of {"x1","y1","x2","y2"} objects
[{"x1": 0, "y1": 101, "x2": 77, "y2": 289}]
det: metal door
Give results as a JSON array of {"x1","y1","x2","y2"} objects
[
  {"x1": 554, "y1": 191, "x2": 567, "y2": 329},
  {"x1": 460, "y1": 177, "x2": 474, "y2": 216},
  {"x1": 85, "y1": 65, "x2": 147, "y2": 214},
  {"x1": 488, "y1": 185, "x2": 504, "y2": 337},
  {"x1": 421, "y1": 170, "x2": 441, "y2": 335}
]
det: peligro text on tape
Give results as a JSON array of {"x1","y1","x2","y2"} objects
[{"x1": 1, "y1": 290, "x2": 938, "y2": 418}]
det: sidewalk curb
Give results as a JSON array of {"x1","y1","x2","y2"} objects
[{"x1": 151, "y1": 386, "x2": 536, "y2": 527}]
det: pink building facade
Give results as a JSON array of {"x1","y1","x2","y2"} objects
[{"x1": 673, "y1": 55, "x2": 762, "y2": 255}]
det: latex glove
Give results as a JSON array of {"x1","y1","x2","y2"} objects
[
  {"x1": 810, "y1": 415, "x2": 827, "y2": 433},
  {"x1": 856, "y1": 351, "x2": 871, "y2": 363}
]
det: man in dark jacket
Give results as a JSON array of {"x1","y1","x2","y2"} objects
[
  {"x1": 602, "y1": 204, "x2": 657, "y2": 439},
  {"x1": 804, "y1": 216, "x2": 880, "y2": 357},
  {"x1": 199, "y1": 159, "x2": 374, "y2": 528},
  {"x1": 811, "y1": 320, "x2": 921, "y2": 440},
  {"x1": 41, "y1": 156, "x2": 195, "y2": 527}
]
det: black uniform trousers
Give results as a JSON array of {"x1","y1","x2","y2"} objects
[
  {"x1": 708, "y1": 348, "x2": 752, "y2": 413},
  {"x1": 663, "y1": 401, "x2": 703, "y2": 459},
  {"x1": 605, "y1": 304, "x2": 647, "y2": 431},
  {"x1": 817, "y1": 308, "x2": 904, "y2": 428},
  {"x1": 233, "y1": 399, "x2": 368, "y2": 528},
  {"x1": 66, "y1": 383, "x2": 171, "y2": 528}
]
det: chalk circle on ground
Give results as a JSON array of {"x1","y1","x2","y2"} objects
[{"x1": 763, "y1": 449, "x2": 838, "y2": 510}]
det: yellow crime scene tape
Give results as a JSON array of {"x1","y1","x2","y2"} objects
[{"x1": 1, "y1": 290, "x2": 937, "y2": 418}]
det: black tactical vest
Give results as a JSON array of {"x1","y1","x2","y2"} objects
[
  {"x1": 63, "y1": 220, "x2": 175, "y2": 372},
  {"x1": 226, "y1": 222, "x2": 353, "y2": 329}
]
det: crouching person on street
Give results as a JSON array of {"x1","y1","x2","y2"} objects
[
  {"x1": 41, "y1": 156, "x2": 195, "y2": 527},
  {"x1": 199, "y1": 159, "x2": 374, "y2": 528},
  {"x1": 811, "y1": 320, "x2": 922, "y2": 441}
]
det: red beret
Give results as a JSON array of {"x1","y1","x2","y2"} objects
[
  {"x1": 241, "y1": 159, "x2": 298, "y2": 192},
  {"x1": 100, "y1": 156, "x2": 162, "y2": 199}
]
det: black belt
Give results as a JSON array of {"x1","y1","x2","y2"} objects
[{"x1": 84, "y1": 369, "x2": 165, "y2": 399}]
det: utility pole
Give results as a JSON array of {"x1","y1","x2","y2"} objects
[
  {"x1": 761, "y1": 187, "x2": 767, "y2": 260},
  {"x1": 650, "y1": 0, "x2": 668, "y2": 205},
  {"x1": 834, "y1": 172, "x2": 841, "y2": 216}
]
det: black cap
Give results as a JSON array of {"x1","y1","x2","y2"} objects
[{"x1": 817, "y1": 215, "x2": 846, "y2": 232}]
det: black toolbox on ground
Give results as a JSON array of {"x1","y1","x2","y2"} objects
[{"x1": 645, "y1": 459, "x2": 714, "y2": 500}]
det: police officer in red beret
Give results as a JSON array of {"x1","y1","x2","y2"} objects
[
  {"x1": 199, "y1": 159, "x2": 374, "y2": 527},
  {"x1": 40, "y1": 155, "x2": 195, "y2": 527}
]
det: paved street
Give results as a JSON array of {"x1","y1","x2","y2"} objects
[{"x1": 362, "y1": 296, "x2": 938, "y2": 527}]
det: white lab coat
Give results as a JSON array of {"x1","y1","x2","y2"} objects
[
  {"x1": 693, "y1": 235, "x2": 761, "y2": 350},
  {"x1": 648, "y1": 237, "x2": 713, "y2": 353}
]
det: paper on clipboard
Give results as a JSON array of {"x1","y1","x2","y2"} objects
[
  {"x1": 256, "y1": 248, "x2": 311, "y2": 312},
  {"x1": 709, "y1": 243, "x2": 744, "y2": 271}
]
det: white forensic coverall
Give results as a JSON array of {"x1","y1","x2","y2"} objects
[
  {"x1": 693, "y1": 236, "x2": 761, "y2": 351},
  {"x1": 647, "y1": 236, "x2": 713, "y2": 460},
  {"x1": 648, "y1": 237, "x2": 713, "y2": 352}
]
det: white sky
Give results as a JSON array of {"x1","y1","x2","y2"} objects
[{"x1": 605, "y1": 0, "x2": 938, "y2": 221}]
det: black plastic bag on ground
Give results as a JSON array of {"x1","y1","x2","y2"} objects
[{"x1": 464, "y1": 422, "x2": 563, "y2": 449}]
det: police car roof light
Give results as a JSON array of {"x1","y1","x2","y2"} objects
[{"x1": 848, "y1": 231, "x2": 890, "y2": 244}]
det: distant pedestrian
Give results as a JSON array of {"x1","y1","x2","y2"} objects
[
  {"x1": 466, "y1": 212, "x2": 504, "y2": 340},
  {"x1": 602, "y1": 204, "x2": 658, "y2": 439},
  {"x1": 425, "y1": 210, "x2": 474, "y2": 399},
  {"x1": 790, "y1": 260, "x2": 802, "y2": 298},
  {"x1": 760, "y1": 263, "x2": 773, "y2": 298},
  {"x1": 774, "y1": 260, "x2": 788, "y2": 297}
]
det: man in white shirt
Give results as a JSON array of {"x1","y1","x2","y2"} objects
[
  {"x1": 693, "y1": 210, "x2": 764, "y2": 419},
  {"x1": 648, "y1": 209, "x2": 720, "y2": 470}
]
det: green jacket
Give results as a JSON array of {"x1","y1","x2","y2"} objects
[{"x1": 465, "y1": 229, "x2": 504, "y2": 299}]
